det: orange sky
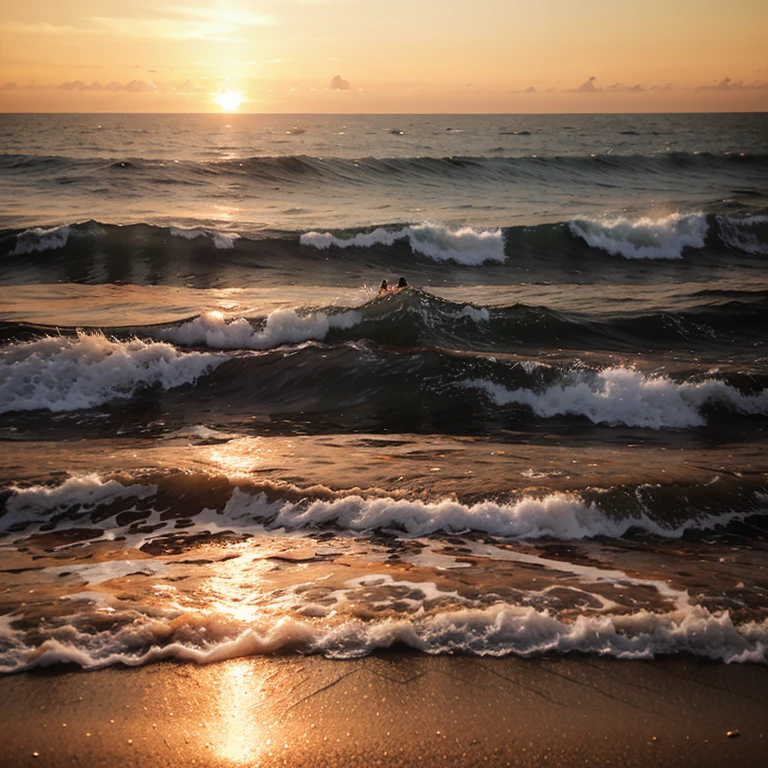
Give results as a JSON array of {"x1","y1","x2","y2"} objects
[{"x1": 1, "y1": 1, "x2": 766, "y2": 112}]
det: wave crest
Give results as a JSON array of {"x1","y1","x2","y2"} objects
[
  {"x1": 465, "y1": 367, "x2": 768, "y2": 428},
  {"x1": 301, "y1": 223, "x2": 506, "y2": 265},
  {"x1": 0, "y1": 332, "x2": 223, "y2": 413},
  {"x1": 569, "y1": 213, "x2": 708, "y2": 260}
]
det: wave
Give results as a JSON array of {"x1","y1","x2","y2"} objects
[
  {"x1": 3, "y1": 322, "x2": 767, "y2": 433},
  {"x1": 157, "y1": 308, "x2": 362, "y2": 350},
  {"x1": 301, "y1": 224, "x2": 506, "y2": 265},
  {"x1": 716, "y1": 214, "x2": 768, "y2": 256},
  {"x1": 169, "y1": 226, "x2": 241, "y2": 250},
  {"x1": 5, "y1": 473, "x2": 765, "y2": 544},
  {"x1": 3, "y1": 280, "x2": 768, "y2": 357},
  {"x1": 151, "y1": 286, "x2": 768, "y2": 354},
  {"x1": 569, "y1": 213, "x2": 709, "y2": 260},
  {"x1": 3, "y1": 150, "x2": 767, "y2": 186},
  {"x1": 5, "y1": 601, "x2": 766, "y2": 671},
  {"x1": 11, "y1": 225, "x2": 70, "y2": 255},
  {"x1": 0, "y1": 332, "x2": 223, "y2": 413},
  {"x1": 3, "y1": 474, "x2": 766, "y2": 671},
  {"x1": 464, "y1": 367, "x2": 768, "y2": 429},
  {"x1": 1, "y1": 212, "x2": 766, "y2": 288}
]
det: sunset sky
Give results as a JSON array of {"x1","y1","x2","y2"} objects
[{"x1": 1, "y1": 0, "x2": 766, "y2": 113}]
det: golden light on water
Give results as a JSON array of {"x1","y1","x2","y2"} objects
[{"x1": 214, "y1": 90, "x2": 244, "y2": 111}]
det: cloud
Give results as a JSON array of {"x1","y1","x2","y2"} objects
[
  {"x1": 575, "y1": 76, "x2": 600, "y2": 93},
  {"x1": 173, "y1": 79, "x2": 207, "y2": 93},
  {"x1": 697, "y1": 76, "x2": 768, "y2": 91},
  {"x1": 51, "y1": 80, "x2": 158, "y2": 93},
  {"x1": 57, "y1": 80, "x2": 103, "y2": 91},
  {"x1": 329, "y1": 74, "x2": 351, "y2": 90},
  {"x1": 606, "y1": 82, "x2": 645, "y2": 93},
  {"x1": 89, "y1": 7, "x2": 274, "y2": 41},
  {"x1": 0, "y1": 22, "x2": 92, "y2": 36},
  {"x1": 106, "y1": 80, "x2": 158, "y2": 93}
]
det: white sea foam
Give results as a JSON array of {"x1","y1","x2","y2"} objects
[
  {"x1": 3, "y1": 600, "x2": 765, "y2": 671},
  {"x1": 45, "y1": 559, "x2": 167, "y2": 585},
  {"x1": 158, "y1": 309, "x2": 361, "y2": 350},
  {"x1": 217, "y1": 487, "x2": 746, "y2": 540},
  {"x1": 3, "y1": 473, "x2": 755, "y2": 546},
  {"x1": 465, "y1": 367, "x2": 768, "y2": 428},
  {"x1": 170, "y1": 226, "x2": 241, "y2": 250},
  {"x1": 1, "y1": 474, "x2": 155, "y2": 533},
  {"x1": 454, "y1": 305, "x2": 490, "y2": 323},
  {"x1": 569, "y1": 213, "x2": 708, "y2": 259},
  {"x1": 0, "y1": 332, "x2": 224, "y2": 414},
  {"x1": 301, "y1": 224, "x2": 506, "y2": 265},
  {"x1": 12, "y1": 225, "x2": 70, "y2": 255},
  {"x1": 716, "y1": 214, "x2": 768, "y2": 256}
]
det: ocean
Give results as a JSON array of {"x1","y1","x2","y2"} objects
[{"x1": 0, "y1": 112, "x2": 767, "y2": 673}]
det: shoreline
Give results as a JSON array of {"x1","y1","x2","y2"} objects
[{"x1": 2, "y1": 654, "x2": 767, "y2": 767}]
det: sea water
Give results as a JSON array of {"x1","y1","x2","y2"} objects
[{"x1": 1, "y1": 112, "x2": 767, "y2": 671}]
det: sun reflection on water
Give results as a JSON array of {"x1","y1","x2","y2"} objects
[{"x1": 207, "y1": 436, "x2": 275, "y2": 477}]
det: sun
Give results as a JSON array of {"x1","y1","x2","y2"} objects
[{"x1": 214, "y1": 90, "x2": 244, "y2": 111}]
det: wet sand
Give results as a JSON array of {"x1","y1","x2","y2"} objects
[{"x1": 2, "y1": 655, "x2": 766, "y2": 767}]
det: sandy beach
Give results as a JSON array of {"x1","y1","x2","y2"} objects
[{"x1": 2, "y1": 655, "x2": 766, "y2": 767}]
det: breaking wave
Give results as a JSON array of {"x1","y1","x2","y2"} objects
[
  {"x1": 0, "y1": 332, "x2": 223, "y2": 413},
  {"x1": 300, "y1": 224, "x2": 506, "y2": 265},
  {"x1": 465, "y1": 367, "x2": 768, "y2": 429},
  {"x1": 568, "y1": 213, "x2": 709, "y2": 260}
]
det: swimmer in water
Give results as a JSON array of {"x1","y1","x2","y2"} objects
[{"x1": 377, "y1": 276, "x2": 407, "y2": 297}]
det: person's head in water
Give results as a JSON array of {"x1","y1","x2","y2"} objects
[
  {"x1": 380, "y1": 279, "x2": 388, "y2": 290},
  {"x1": 397, "y1": 277, "x2": 407, "y2": 288}
]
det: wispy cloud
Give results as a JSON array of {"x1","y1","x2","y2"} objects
[
  {"x1": 88, "y1": 6, "x2": 275, "y2": 42},
  {"x1": 697, "y1": 76, "x2": 768, "y2": 91},
  {"x1": 54, "y1": 79, "x2": 159, "y2": 92},
  {"x1": 0, "y1": 22, "x2": 94, "y2": 36},
  {"x1": 606, "y1": 82, "x2": 645, "y2": 93}
]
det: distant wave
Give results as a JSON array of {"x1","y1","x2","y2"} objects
[
  {"x1": 2, "y1": 213, "x2": 765, "y2": 288},
  {"x1": 0, "y1": 332, "x2": 223, "y2": 413},
  {"x1": 301, "y1": 224, "x2": 506, "y2": 265},
  {"x1": 170, "y1": 226, "x2": 241, "y2": 250},
  {"x1": 2, "y1": 150, "x2": 767, "y2": 186}
]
